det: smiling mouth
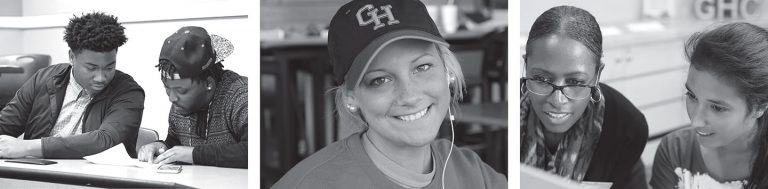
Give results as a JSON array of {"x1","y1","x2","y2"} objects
[
  {"x1": 695, "y1": 127, "x2": 715, "y2": 136},
  {"x1": 395, "y1": 105, "x2": 430, "y2": 122},
  {"x1": 544, "y1": 111, "x2": 571, "y2": 120}
]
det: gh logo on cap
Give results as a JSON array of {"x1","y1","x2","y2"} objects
[{"x1": 357, "y1": 4, "x2": 400, "y2": 30}]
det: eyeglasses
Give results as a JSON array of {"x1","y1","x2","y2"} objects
[{"x1": 521, "y1": 77, "x2": 595, "y2": 100}]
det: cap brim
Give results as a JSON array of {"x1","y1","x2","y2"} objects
[{"x1": 345, "y1": 30, "x2": 449, "y2": 90}]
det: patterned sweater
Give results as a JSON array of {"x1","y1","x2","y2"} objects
[{"x1": 162, "y1": 70, "x2": 248, "y2": 168}]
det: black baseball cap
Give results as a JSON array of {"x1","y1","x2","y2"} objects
[
  {"x1": 159, "y1": 26, "x2": 217, "y2": 79},
  {"x1": 328, "y1": 0, "x2": 449, "y2": 91}
]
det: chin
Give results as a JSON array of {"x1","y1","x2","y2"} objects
[
  {"x1": 399, "y1": 128, "x2": 439, "y2": 147},
  {"x1": 696, "y1": 136, "x2": 727, "y2": 149},
  {"x1": 540, "y1": 117, "x2": 579, "y2": 133},
  {"x1": 173, "y1": 107, "x2": 192, "y2": 115}
]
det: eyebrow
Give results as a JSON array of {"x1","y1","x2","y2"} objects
[
  {"x1": 685, "y1": 84, "x2": 730, "y2": 106},
  {"x1": 85, "y1": 61, "x2": 116, "y2": 67},
  {"x1": 364, "y1": 53, "x2": 433, "y2": 75},
  {"x1": 528, "y1": 68, "x2": 588, "y2": 78},
  {"x1": 564, "y1": 72, "x2": 589, "y2": 78},
  {"x1": 411, "y1": 53, "x2": 432, "y2": 64}
]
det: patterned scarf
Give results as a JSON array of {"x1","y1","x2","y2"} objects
[{"x1": 520, "y1": 89, "x2": 605, "y2": 181}]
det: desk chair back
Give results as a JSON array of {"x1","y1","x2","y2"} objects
[
  {"x1": 136, "y1": 127, "x2": 160, "y2": 154},
  {"x1": 0, "y1": 54, "x2": 51, "y2": 109}
]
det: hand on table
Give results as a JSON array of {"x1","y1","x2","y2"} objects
[
  {"x1": 137, "y1": 142, "x2": 167, "y2": 163},
  {"x1": 153, "y1": 146, "x2": 194, "y2": 165},
  {"x1": 0, "y1": 135, "x2": 37, "y2": 158}
]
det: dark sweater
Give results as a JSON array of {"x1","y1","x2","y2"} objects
[
  {"x1": 162, "y1": 70, "x2": 247, "y2": 168},
  {"x1": 583, "y1": 83, "x2": 649, "y2": 189}
]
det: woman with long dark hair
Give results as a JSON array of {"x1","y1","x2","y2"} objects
[
  {"x1": 521, "y1": 5, "x2": 649, "y2": 189},
  {"x1": 651, "y1": 22, "x2": 768, "y2": 189}
]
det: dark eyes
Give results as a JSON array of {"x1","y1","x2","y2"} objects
[
  {"x1": 531, "y1": 75, "x2": 549, "y2": 82},
  {"x1": 685, "y1": 92, "x2": 697, "y2": 101},
  {"x1": 686, "y1": 92, "x2": 727, "y2": 112},
  {"x1": 368, "y1": 77, "x2": 391, "y2": 87},
  {"x1": 566, "y1": 78, "x2": 586, "y2": 85},
  {"x1": 85, "y1": 66, "x2": 114, "y2": 71},
  {"x1": 415, "y1": 64, "x2": 432, "y2": 73},
  {"x1": 530, "y1": 75, "x2": 585, "y2": 85},
  {"x1": 710, "y1": 105, "x2": 726, "y2": 112},
  {"x1": 366, "y1": 63, "x2": 434, "y2": 87}
]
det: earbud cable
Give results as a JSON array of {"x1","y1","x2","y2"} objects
[{"x1": 442, "y1": 106, "x2": 455, "y2": 189}]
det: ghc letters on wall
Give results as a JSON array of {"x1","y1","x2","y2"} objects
[{"x1": 694, "y1": 0, "x2": 761, "y2": 20}]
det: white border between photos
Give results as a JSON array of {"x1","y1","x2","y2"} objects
[
  {"x1": 250, "y1": 0, "x2": 259, "y2": 189},
  {"x1": 509, "y1": 0, "x2": 521, "y2": 188}
]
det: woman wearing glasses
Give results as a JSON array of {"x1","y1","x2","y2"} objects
[
  {"x1": 521, "y1": 6, "x2": 648, "y2": 188},
  {"x1": 650, "y1": 23, "x2": 768, "y2": 189}
]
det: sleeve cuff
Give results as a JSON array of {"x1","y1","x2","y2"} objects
[
  {"x1": 192, "y1": 146, "x2": 204, "y2": 165},
  {"x1": 154, "y1": 140, "x2": 171, "y2": 149}
]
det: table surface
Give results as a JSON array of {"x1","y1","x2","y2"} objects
[{"x1": 0, "y1": 159, "x2": 247, "y2": 188}]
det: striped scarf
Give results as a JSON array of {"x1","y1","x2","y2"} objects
[{"x1": 520, "y1": 90, "x2": 605, "y2": 181}]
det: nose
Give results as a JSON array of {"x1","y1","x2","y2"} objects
[
  {"x1": 168, "y1": 92, "x2": 179, "y2": 102},
  {"x1": 93, "y1": 70, "x2": 107, "y2": 83},
  {"x1": 689, "y1": 104, "x2": 706, "y2": 127},
  {"x1": 546, "y1": 89, "x2": 568, "y2": 105},
  {"x1": 395, "y1": 79, "x2": 422, "y2": 107}
]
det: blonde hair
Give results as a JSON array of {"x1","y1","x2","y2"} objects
[{"x1": 329, "y1": 45, "x2": 466, "y2": 133}]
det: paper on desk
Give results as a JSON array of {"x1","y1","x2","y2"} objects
[{"x1": 83, "y1": 143, "x2": 160, "y2": 169}]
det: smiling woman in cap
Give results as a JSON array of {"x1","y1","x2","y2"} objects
[
  {"x1": 136, "y1": 26, "x2": 247, "y2": 168},
  {"x1": 273, "y1": 0, "x2": 506, "y2": 188}
]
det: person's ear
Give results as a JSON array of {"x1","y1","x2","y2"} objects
[
  {"x1": 597, "y1": 62, "x2": 606, "y2": 75},
  {"x1": 68, "y1": 50, "x2": 75, "y2": 64},
  {"x1": 206, "y1": 77, "x2": 216, "y2": 91},
  {"x1": 595, "y1": 62, "x2": 606, "y2": 83},
  {"x1": 754, "y1": 103, "x2": 768, "y2": 118},
  {"x1": 343, "y1": 92, "x2": 359, "y2": 112}
]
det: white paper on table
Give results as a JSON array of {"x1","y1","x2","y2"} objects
[{"x1": 83, "y1": 143, "x2": 160, "y2": 169}]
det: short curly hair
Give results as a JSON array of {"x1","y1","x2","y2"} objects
[{"x1": 64, "y1": 12, "x2": 127, "y2": 54}]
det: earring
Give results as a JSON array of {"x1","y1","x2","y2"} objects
[
  {"x1": 590, "y1": 87, "x2": 603, "y2": 103},
  {"x1": 520, "y1": 78, "x2": 528, "y2": 96},
  {"x1": 346, "y1": 104, "x2": 357, "y2": 112},
  {"x1": 206, "y1": 86, "x2": 212, "y2": 91}
]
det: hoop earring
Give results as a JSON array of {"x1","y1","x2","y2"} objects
[
  {"x1": 520, "y1": 78, "x2": 528, "y2": 96},
  {"x1": 590, "y1": 87, "x2": 603, "y2": 103}
]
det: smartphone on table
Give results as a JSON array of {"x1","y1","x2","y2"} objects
[
  {"x1": 156, "y1": 164, "x2": 182, "y2": 174},
  {"x1": 5, "y1": 159, "x2": 57, "y2": 165}
]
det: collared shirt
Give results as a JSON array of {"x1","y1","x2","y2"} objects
[{"x1": 51, "y1": 69, "x2": 93, "y2": 137}]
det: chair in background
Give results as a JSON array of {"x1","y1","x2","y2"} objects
[
  {"x1": 135, "y1": 127, "x2": 160, "y2": 154},
  {"x1": 0, "y1": 54, "x2": 51, "y2": 110},
  {"x1": 446, "y1": 26, "x2": 508, "y2": 175}
]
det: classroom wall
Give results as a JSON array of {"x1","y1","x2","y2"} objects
[
  {"x1": 0, "y1": 30, "x2": 22, "y2": 55},
  {"x1": 521, "y1": 0, "x2": 643, "y2": 33},
  {"x1": 2, "y1": 0, "x2": 251, "y2": 140},
  {"x1": 0, "y1": 0, "x2": 21, "y2": 16},
  {"x1": 21, "y1": 0, "x2": 241, "y2": 16}
]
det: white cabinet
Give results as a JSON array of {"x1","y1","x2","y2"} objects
[{"x1": 602, "y1": 40, "x2": 691, "y2": 137}]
